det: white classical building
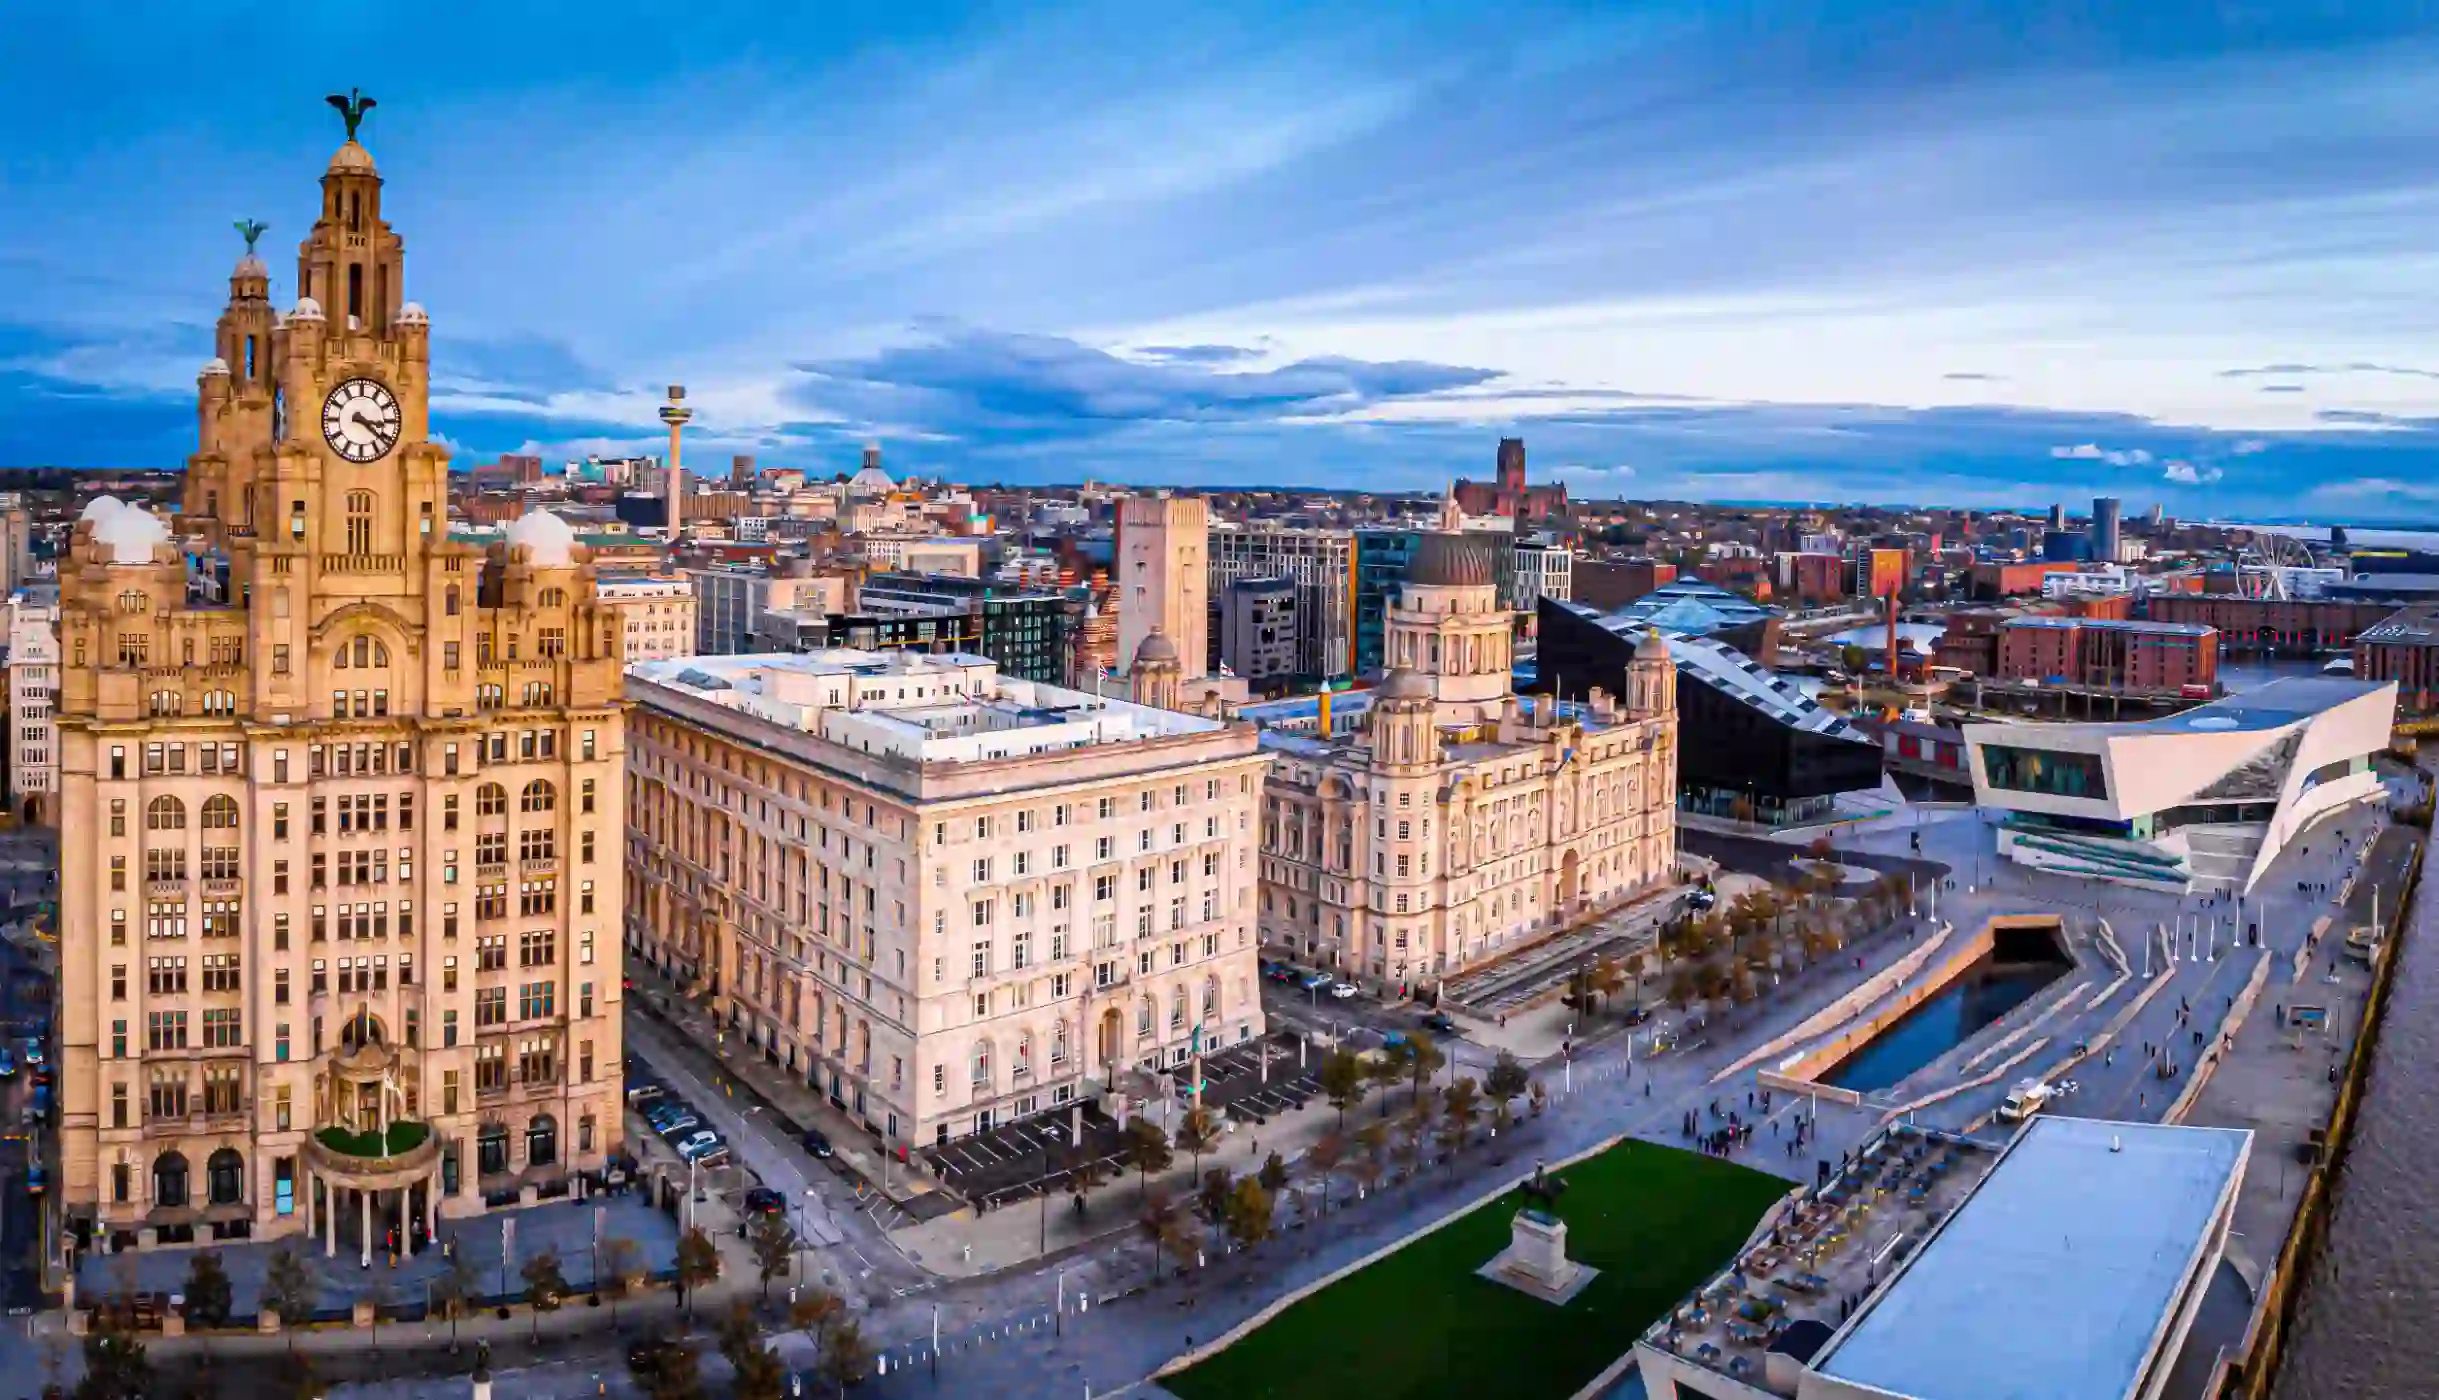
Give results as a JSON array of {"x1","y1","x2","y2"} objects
[{"x1": 1963, "y1": 676, "x2": 2396, "y2": 892}]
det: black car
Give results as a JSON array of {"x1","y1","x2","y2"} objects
[
  {"x1": 801, "y1": 1129, "x2": 835, "y2": 1159},
  {"x1": 742, "y1": 1187, "x2": 786, "y2": 1214},
  {"x1": 1419, "y1": 1012, "x2": 1459, "y2": 1036}
]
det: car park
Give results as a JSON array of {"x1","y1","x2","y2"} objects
[{"x1": 801, "y1": 1129, "x2": 835, "y2": 1159}]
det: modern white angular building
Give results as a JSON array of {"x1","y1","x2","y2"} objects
[{"x1": 1962, "y1": 676, "x2": 2395, "y2": 892}]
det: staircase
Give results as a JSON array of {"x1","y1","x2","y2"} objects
[{"x1": 2182, "y1": 825, "x2": 2265, "y2": 893}]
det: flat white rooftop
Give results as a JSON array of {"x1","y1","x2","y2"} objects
[
  {"x1": 1811, "y1": 1116, "x2": 2249, "y2": 1400},
  {"x1": 627, "y1": 649, "x2": 1222, "y2": 763}
]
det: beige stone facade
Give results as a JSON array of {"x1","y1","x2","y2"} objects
[
  {"x1": 1117, "y1": 494, "x2": 1209, "y2": 683},
  {"x1": 596, "y1": 574, "x2": 696, "y2": 663},
  {"x1": 624, "y1": 650, "x2": 1267, "y2": 1150},
  {"x1": 55, "y1": 123, "x2": 625, "y2": 1255},
  {"x1": 1253, "y1": 533, "x2": 1679, "y2": 987}
]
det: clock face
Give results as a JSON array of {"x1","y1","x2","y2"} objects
[{"x1": 321, "y1": 377, "x2": 402, "y2": 463}]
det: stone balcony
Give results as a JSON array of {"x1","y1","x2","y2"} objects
[{"x1": 301, "y1": 1119, "x2": 441, "y2": 1190}]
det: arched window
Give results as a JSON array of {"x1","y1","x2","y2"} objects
[
  {"x1": 200, "y1": 796, "x2": 240, "y2": 830},
  {"x1": 477, "y1": 783, "x2": 508, "y2": 817},
  {"x1": 538, "y1": 587, "x2": 567, "y2": 609},
  {"x1": 153, "y1": 1151, "x2": 190, "y2": 1209},
  {"x1": 527, "y1": 1114, "x2": 558, "y2": 1168},
  {"x1": 147, "y1": 796, "x2": 186, "y2": 831},
  {"x1": 477, "y1": 1123, "x2": 509, "y2": 1175},
  {"x1": 345, "y1": 491, "x2": 375, "y2": 555},
  {"x1": 207, "y1": 1148, "x2": 244, "y2": 1206},
  {"x1": 338, "y1": 634, "x2": 390, "y2": 670},
  {"x1": 520, "y1": 780, "x2": 557, "y2": 814},
  {"x1": 147, "y1": 691, "x2": 182, "y2": 718},
  {"x1": 202, "y1": 690, "x2": 237, "y2": 716}
]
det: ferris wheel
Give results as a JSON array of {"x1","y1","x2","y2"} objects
[{"x1": 2241, "y1": 533, "x2": 2320, "y2": 600}]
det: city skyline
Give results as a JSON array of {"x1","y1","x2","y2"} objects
[{"x1": 7, "y1": 3, "x2": 2439, "y2": 516}]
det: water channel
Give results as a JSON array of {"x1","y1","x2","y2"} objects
[{"x1": 1820, "y1": 941, "x2": 2069, "y2": 1094}]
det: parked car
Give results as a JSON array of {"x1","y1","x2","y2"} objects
[
  {"x1": 0, "y1": 1047, "x2": 17, "y2": 1077},
  {"x1": 1301, "y1": 972, "x2": 1335, "y2": 993},
  {"x1": 801, "y1": 1129, "x2": 835, "y2": 1160},
  {"x1": 29, "y1": 1083, "x2": 52, "y2": 1121},
  {"x1": 1688, "y1": 888, "x2": 1718, "y2": 912},
  {"x1": 656, "y1": 1115, "x2": 703, "y2": 1140},
  {"x1": 20, "y1": 1038, "x2": 41, "y2": 1068},
  {"x1": 674, "y1": 1131, "x2": 724, "y2": 1161},
  {"x1": 742, "y1": 1187, "x2": 786, "y2": 1214},
  {"x1": 24, "y1": 1162, "x2": 43, "y2": 1195},
  {"x1": 646, "y1": 1106, "x2": 691, "y2": 1131},
  {"x1": 1329, "y1": 981, "x2": 1359, "y2": 1000},
  {"x1": 625, "y1": 1080, "x2": 664, "y2": 1103},
  {"x1": 1419, "y1": 1012, "x2": 1459, "y2": 1036}
]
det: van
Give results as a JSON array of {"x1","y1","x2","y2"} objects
[{"x1": 1998, "y1": 1078, "x2": 2053, "y2": 1123}]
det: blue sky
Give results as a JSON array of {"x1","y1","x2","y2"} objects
[{"x1": 6, "y1": 2, "x2": 2439, "y2": 519}]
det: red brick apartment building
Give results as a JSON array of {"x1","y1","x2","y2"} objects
[
  {"x1": 1995, "y1": 616, "x2": 2219, "y2": 690},
  {"x1": 2353, "y1": 605, "x2": 2439, "y2": 709}
]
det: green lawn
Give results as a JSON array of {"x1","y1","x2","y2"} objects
[{"x1": 1163, "y1": 1139, "x2": 1788, "y2": 1400}]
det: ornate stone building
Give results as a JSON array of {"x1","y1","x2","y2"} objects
[
  {"x1": 55, "y1": 109, "x2": 626, "y2": 1256},
  {"x1": 624, "y1": 643, "x2": 1267, "y2": 1150},
  {"x1": 1253, "y1": 532, "x2": 1679, "y2": 987}
]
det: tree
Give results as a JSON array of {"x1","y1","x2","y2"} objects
[
  {"x1": 73, "y1": 1315, "x2": 149, "y2": 1400},
  {"x1": 1121, "y1": 1115, "x2": 1174, "y2": 1198},
  {"x1": 1352, "y1": 1121, "x2": 1390, "y2": 1194},
  {"x1": 182, "y1": 1250, "x2": 234, "y2": 1331},
  {"x1": 1529, "y1": 1079, "x2": 1550, "y2": 1117},
  {"x1": 1485, "y1": 1052, "x2": 1529, "y2": 1127},
  {"x1": 748, "y1": 1211, "x2": 796, "y2": 1304},
  {"x1": 1063, "y1": 1143, "x2": 1112, "y2": 1211},
  {"x1": 676, "y1": 1226, "x2": 722, "y2": 1318},
  {"x1": 1403, "y1": 1031, "x2": 1446, "y2": 1106},
  {"x1": 1138, "y1": 1189, "x2": 1184, "y2": 1281},
  {"x1": 1667, "y1": 968, "x2": 1698, "y2": 1008},
  {"x1": 626, "y1": 1335, "x2": 704, "y2": 1400},
  {"x1": 1306, "y1": 1132, "x2": 1347, "y2": 1213},
  {"x1": 602, "y1": 1235, "x2": 644, "y2": 1331},
  {"x1": 1319, "y1": 1049, "x2": 1369, "y2": 1130},
  {"x1": 431, "y1": 1244, "x2": 483, "y2": 1351},
  {"x1": 1257, "y1": 1150, "x2": 1290, "y2": 1194},
  {"x1": 1623, "y1": 950, "x2": 1650, "y2": 1009},
  {"x1": 789, "y1": 1285, "x2": 844, "y2": 1336},
  {"x1": 1173, "y1": 1106, "x2": 1221, "y2": 1184},
  {"x1": 1222, "y1": 1175, "x2": 1275, "y2": 1253},
  {"x1": 1589, "y1": 956, "x2": 1626, "y2": 1013},
  {"x1": 259, "y1": 1244, "x2": 317, "y2": 1354},
  {"x1": 520, "y1": 1248, "x2": 569, "y2": 1343},
  {"x1": 816, "y1": 1316, "x2": 871, "y2": 1397},
  {"x1": 1196, "y1": 1167, "x2": 1234, "y2": 1226},
  {"x1": 1442, "y1": 1077, "x2": 1482, "y2": 1153},
  {"x1": 1364, "y1": 1050, "x2": 1405, "y2": 1116},
  {"x1": 719, "y1": 1302, "x2": 787, "y2": 1400}
]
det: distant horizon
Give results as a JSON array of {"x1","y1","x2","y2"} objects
[{"x1": 6, "y1": 6, "x2": 2439, "y2": 519}]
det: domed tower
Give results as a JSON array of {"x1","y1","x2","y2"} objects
[
  {"x1": 1629, "y1": 630, "x2": 1676, "y2": 715},
  {"x1": 1384, "y1": 531, "x2": 1511, "y2": 724},
  {"x1": 1128, "y1": 627, "x2": 1183, "y2": 711},
  {"x1": 1368, "y1": 667, "x2": 1442, "y2": 768}
]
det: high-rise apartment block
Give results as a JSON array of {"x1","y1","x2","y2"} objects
[
  {"x1": 1207, "y1": 524, "x2": 1355, "y2": 681},
  {"x1": 623, "y1": 650, "x2": 1267, "y2": 1149},
  {"x1": 56, "y1": 116, "x2": 625, "y2": 1257},
  {"x1": 1116, "y1": 495, "x2": 1208, "y2": 681}
]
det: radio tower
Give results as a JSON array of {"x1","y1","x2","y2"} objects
[{"x1": 658, "y1": 384, "x2": 693, "y2": 538}]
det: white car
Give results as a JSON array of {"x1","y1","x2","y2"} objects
[
  {"x1": 1329, "y1": 982, "x2": 1359, "y2": 1000},
  {"x1": 675, "y1": 1131, "x2": 724, "y2": 1161}
]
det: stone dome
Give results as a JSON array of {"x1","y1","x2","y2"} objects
[
  {"x1": 1131, "y1": 628, "x2": 1181, "y2": 669},
  {"x1": 328, "y1": 140, "x2": 377, "y2": 175},
  {"x1": 505, "y1": 511, "x2": 578, "y2": 567},
  {"x1": 1634, "y1": 630, "x2": 1671, "y2": 662},
  {"x1": 232, "y1": 253, "x2": 268, "y2": 279},
  {"x1": 397, "y1": 302, "x2": 429, "y2": 325},
  {"x1": 1407, "y1": 531, "x2": 1499, "y2": 589},
  {"x1": 289, "y1": 296, "x2": 325, "y2": 322},
  {"x1": 1377, "y1": 667, "x2": 1434, "y2": 701},
  {"x1": 199, "y1": 357, "x2": 231, "y2": 379}
]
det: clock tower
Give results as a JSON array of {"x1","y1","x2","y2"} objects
[{"x1": 54, "y1": 101, "x2": 628, "y2": 1255}]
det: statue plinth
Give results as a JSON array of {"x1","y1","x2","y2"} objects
[{"x1": 1478, "y1": 1207, "x2": 1599, "y2": 1305}]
